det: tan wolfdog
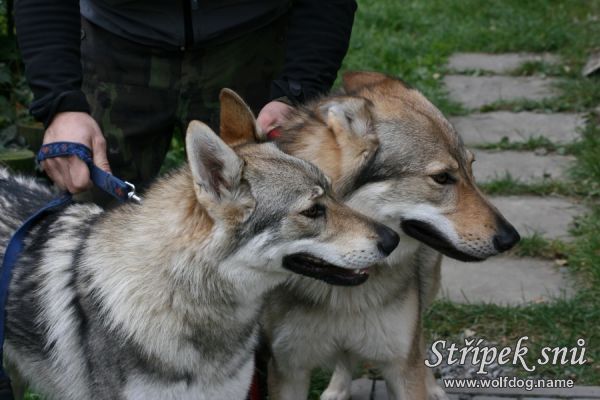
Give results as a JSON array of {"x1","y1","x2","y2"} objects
[{"x1": 260, "y1": 72, "x2": 520, "y2": 400}]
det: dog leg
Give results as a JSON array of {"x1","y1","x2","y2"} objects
[
  {"x1": 379, "y1": 359, "x2": 427, "y2": 400},
  {"x1": 425, "y1": 367, "x2": 448, "y2": 400},
  {"x1": 268, "y1": 357, "x2": 311, "y2": 400},
  {"x1": 9, "y1": 372, "x2": 26, "y2": 400},
  {"x1": 320, "y1": 354, "x2": 355, "y2": 400}
]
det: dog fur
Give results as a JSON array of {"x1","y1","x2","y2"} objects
[
  {"x1": 0, "y1": 89, "x2": 399, "y2": 400},
  {"x1": 261, "y1": 72, "x2": 521, "y2": 400}
]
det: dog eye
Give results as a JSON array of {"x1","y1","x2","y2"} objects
[
  {"x1": 300, "y1": 204, "x2": 326, "y2": 219},
  {"x1": 431, "y1": 172, "x2": 454, "y2": 185}
]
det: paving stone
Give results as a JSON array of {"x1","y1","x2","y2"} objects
[
  {"x1": 522, "y1": 398, "x2": 565, "y2": 400},
  {"x1": 451, "y1": 112, "x2": 584, "y2": 145},
  {"x1": 444, "y1": 76, "x2": 559, "y2": 109},
  {"x1": 523, "y1": 398, "x2": 560, "y2": 399},
  {"x1": 448, "y1": 52, "x2": 559, "y2": 73},
  {"x1": 472, "y1": 396, "x2": 512, "y2": 400},
  {"x1": 440, "y1": 256, "x2": 574, "y2": 305},
  {"x1": 491, "y1": 196, "x2": 587, "y2": 240},
  {"x1": 349, "y1": 378, "x2": 386, "y2": 399},
  {"x1": 472, "y1": 150, "x2": 574, "y2": 183}
]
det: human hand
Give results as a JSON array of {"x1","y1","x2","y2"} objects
[
  {"x1": 256, "y1": 100, "x2": 293, "y2": 135},
  {"x1": 41, "y1": 112, "x2": 111, "y2": 193}
]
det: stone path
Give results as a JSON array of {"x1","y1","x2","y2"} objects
[
  {"x1": 489, "y1": 196, "x2": 587, "y2": 241},
  {"x1": 438, "y1": 53, "x2": 587, "y2": 306},
  {"x1": 451, "y1": 112, "x2": 584, "y2": 145},
  {"x1": 350, "y1": 52, "x2": 590, "y2": 400},
  {"x1": 443, "y1": 76, "x2": 559, "y2": 108},
  {"x1": 440, "y1": 256, "x2": 573, "y2": 305},
  {"x1": 447, "y1": 52, "x2": 560, "y2": 74},
  {"x1": 472, "y1": 150, "x2": 574, "y2": 183}
]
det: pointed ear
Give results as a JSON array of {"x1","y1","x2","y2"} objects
[
  {"x1": 186, "y1": 120, "x2": 244, "y2": 202},
  {"x1": 317, "y1": 97, "x2": 377, "y2": 143},
  {"x1": 342, "y1": 71, "x2": 389, "y2": 93},
  {"x1": 316, "y1": 97, "x2": 379, "y2": 196},
  {"x1": 219, "y1": 88, "x2": 260, "y2": 147}
]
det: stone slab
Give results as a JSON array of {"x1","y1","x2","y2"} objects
[
  {"x1": 447, "y1": 52, "x2": 559, "y2": 73},
  {"x1": 472, "y1": 150, "x2": 574, "y2": 183},
  {"x1": 349, "y1": 378, "x2": 385, "y2": 399},
  {"x1": 491, "y1": 196, "x2": 587, "y2": 240},
  {"x1": 444, "y1": 76, "x2": 559, "y2": 109},
  {"x1": 451, "y1": 112, "x2": 584, "y2": 145},
  {"x1": 440, "y1": 256, "x2": 574, "y2": 305}
]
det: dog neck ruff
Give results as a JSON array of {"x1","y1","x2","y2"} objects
[{"x1": 0, "y1": 142, "x2": 141, "y2": 399}]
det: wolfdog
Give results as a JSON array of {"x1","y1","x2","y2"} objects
[
  {"x1": 260, "y1": 72, "x2": 520, "y2": 400},
  {"x1": 0, "y1": 89, "x2": 399, "y2": 400}
]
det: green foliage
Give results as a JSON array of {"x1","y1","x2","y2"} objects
[
  {"x1": 475, "y1": 135, "x2": 573, "y2": 153},
  {"x1": 340, "y1": 0, "x2": 600, "y2": 115},
  {"x1": 512, "y1": 233, "x2": 569, "y2": 260},
  {"x1": 479, "y1": 175, "x2": 575, "y2": 196},
  {"x1": 570, "y1": 118, "x2": 600, "y2": 197}
]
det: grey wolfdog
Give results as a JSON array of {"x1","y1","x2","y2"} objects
[
  {"x1": 0, "y1": 89, "x2": 399, "y2": 400},
  {"x1": 261, "y1": 72, "x2": 520, "y2": 400}
]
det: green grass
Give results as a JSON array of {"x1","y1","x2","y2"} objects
[
  {"x1": 511, "y1": 234, "x2": 569, "y2": 260},
  {"x1": 340, "y1": 0, "x2": 600, "y2": 116},
  {"x1": 478, "y1": 174, "x2": 577, "y2": 196},
  {"x1": 474, "y1": 135, "x2": 573, "y2": 153},
  {"x1": 510, "y1": 61, "x2": 568, "y2": 77}
]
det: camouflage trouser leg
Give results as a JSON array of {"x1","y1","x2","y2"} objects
[{"x1": 80, "y1": 16, "x2": 287, "y2": 191}]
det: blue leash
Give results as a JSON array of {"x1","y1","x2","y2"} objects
[{"x1": 0, "y1": 142, "x2": 140, "y2": 398}]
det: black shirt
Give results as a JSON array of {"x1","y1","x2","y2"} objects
[{"x1": 15, "y1": 0, "x2": 357, "y2": 127}]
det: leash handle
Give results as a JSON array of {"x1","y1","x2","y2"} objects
[{"x1": 37, "y1": 142, "x2": 141, "y2": 203}]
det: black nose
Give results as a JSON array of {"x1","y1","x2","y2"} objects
[
  {"x1": 375, "y1": 223, "x2": 400, "y2": 256},
  {"x1": 493, "y1": 220, "x2": 520, "y2": 252}
]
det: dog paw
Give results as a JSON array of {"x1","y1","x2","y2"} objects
[
  {"x1": 320, "y1": 388, "x2": 351, "y2": 400},
  {"x1": 428, "y1": 385, "x2": 449, "y2": 400}
]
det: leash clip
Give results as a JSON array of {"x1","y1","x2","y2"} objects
[
  {"x1": 125, "y1": 182, "x2": 142, "y2": 204},
  {"x1": 37, "y1": 142, "x2": 144, "y2": 203}
]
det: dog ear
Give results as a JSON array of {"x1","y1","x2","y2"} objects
[
  {"x1": 342, "y1": 71, "x2": 389, "y2": 93},
  {"x1": 186, "y1": 120, "x2": 245, "y2": 202},
  {"x1": 317, "y1": 97, "x2": 378, "y2": 145},
  {"x1": 316, "y1": 97, "x2": 379, "y2": 196},
  {"x1": 219, "y1": 88, "x2": 260, "y2": 147}
]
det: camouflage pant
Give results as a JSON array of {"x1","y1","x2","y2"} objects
[{"x1": 80, "y1": 17, "x2": 287, "y2": 186}]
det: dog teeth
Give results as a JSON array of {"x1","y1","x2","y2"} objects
[{"x1": 354, "y1": 268, "x2": 367, "y2": 275}]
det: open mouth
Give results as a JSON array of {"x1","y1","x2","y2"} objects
[
  {"x1": 401, "y1": 220, "x2": 484, "y2": 262},
  {"x1": 282, "y1": 253, "x2": 370, "y2": 286}
]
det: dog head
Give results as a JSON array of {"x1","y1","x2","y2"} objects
[
  {"x1": 184, "y1": 89, "x2": 399, "y2": 285},
  {"x1": 274, "y1": 72, "x2": 519, "y2": 262},
  {"x1": 337, "y1": 71, "x2": 520, "y2": 261}
]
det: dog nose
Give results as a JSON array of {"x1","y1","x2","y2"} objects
[
  {"x1": 375, "y1": 224, "x2": 400, "y2": 256},
  {"x1": 493, "y1": 220, "x2": 520, "y2": 252}
]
